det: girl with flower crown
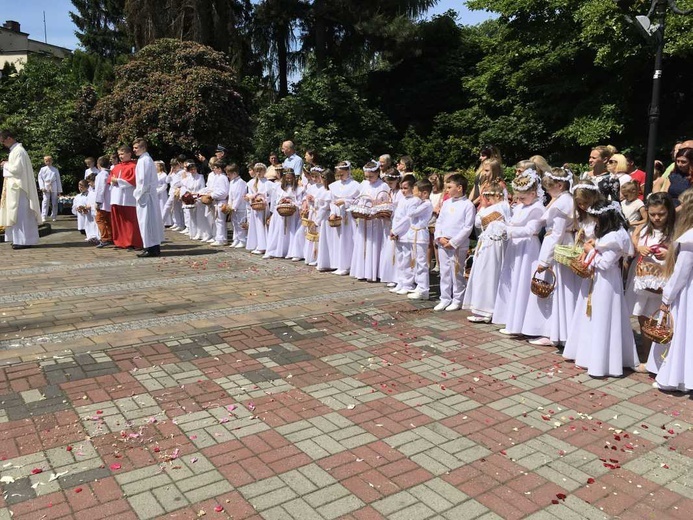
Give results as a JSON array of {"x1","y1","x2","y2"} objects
[
  {"x1": 463, "y1": 179, "x2": 511, "y2": 322},
  {"x1": 566, "y1": 200, "x2": 638, "y2": 377},
  {"x1": 492, "y1": 170, "x2": 545, "y2": 333},
  {"x1": 522, "y1": 167, "x2": 581, "y2": 347}
]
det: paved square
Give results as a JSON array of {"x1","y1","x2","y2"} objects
[{"x1": 0, "y1": 219, "x2": 691, "y2": 519}]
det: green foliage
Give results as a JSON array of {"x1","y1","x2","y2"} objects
[
  {"x1": 0, "y1": 57, "x2": 99, "y2": 192},
  {"x1": 70, "y1": 0, "x2": 132, "y2": 61},
  {"x1": 92, "y1": 39, "x2": 252, "y2": 161},
  {"x1": 252, "y1": 69, "x2": 397, "y2": 168}
]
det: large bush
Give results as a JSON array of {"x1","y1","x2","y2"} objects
[{"x1": 92, "y1": 39, "x2": 251, "y2": 161}]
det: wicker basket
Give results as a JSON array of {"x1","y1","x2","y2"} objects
[
  {"x1": 642, "y1": 310, "x2": 673, "y2": 344},
  {"x1": 554, "y1": 230, "x2": 585, "y2": 267},
  {"x1": 305, "y1": 222, "x2": 319, "y2": 242},
  {"x1": 531, "y1": 267, "x2": 556, "y2": 298},
  {"x1": 181, "y1": 192, "x2": 196, "y2": 205},
  {"x1": 635, "y1": 258, "x2": 665, "y2": 294},
  {"x1": 570, "y1": 256, "x2": 593, "y2": 279},
  {"x1": 373, "y1": 192, "x2": 394, "y2": 219},
  {"x1": 220, "y1": 203, "x2": 233, "y2": 215},
  {"x1": 301, "y1": 217, "x2": 312, "y2": 227},
  {"x1": 250, "y1": 197, "x2": 267, "y2": 211},
  {"x1": 481, "y1": 211, "x2": 503, "y2": 229},
  {"x1": 277, "y1": 204, "x2": 297, "y2": 217},
  {"x1": 328, "y1": 216, "x2": 342, "y2": 228},
  {"x1": 200, "y1": 194, "x2": 214, "y2": 205},
  {"x1": 349, "y1": 195, "x2": 374, "y2": 220}
]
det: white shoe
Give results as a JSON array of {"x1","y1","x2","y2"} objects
[
  {"x1": 434, "y1": 301, "x2": 451, "y2": 311},
  {"x1": 251, "y1": 249, "x2": 263, "y2": 255},
  {"x1": 205, "y1": 237, "x2": 215, "y2": 243},
  {"x1": 262, "y1": 254, "x2": 272, "y2": 259},
  {"x1": 52, "y1": 218, "x2": 57, "y2": 222},
  {"x1": 291, "y1": 257, "x2": 302, "y2": 262},
  {"x1": 467, "y1": 315, "x2": 491, "y2": 323},
  {"x1": 386, "y1": 282, "x2": 397, "y2": 288},
  {"x1": 408, "y1": 291, "x2": 429, "y2": 300},
  {"x1": 333, "y1": 270, "x2": 349, "y2": 276},
  {"x1": 234, "y1": 242, "x2": 246, "y2": 248},
  {"x1": 528, "y1": 337, "x2": 554, "y2": 346},
  {"x1": 395, "y1": 288, "x2": 412, "y2": 295},
  {"x1": 445, "y1": 303, "x2": 461, "y2": 311},
  {"x1": 498, "y1": 328, "x2": 516, "y2": 336},
  {"x1": 389, "y1": 286, "x2": 402, "y2": 293},
  {"x1": 170, "y1": 226, "x2": 180, "y2": 231},
  {"x1": 179, "y1": 228, "x2": 188, "y2": 233},
  {"x1": 210, "y1": 241, "x2": 227, "y2": 246},
  {"x1": 230, "y1": 240, "x2": 238, "y2": 247},
  {"x1": 308, "y1": 261, "x2": 317, "y2": 266}
]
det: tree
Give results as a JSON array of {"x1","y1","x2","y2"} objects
[
  {"x1": 253, "y1": 67, "x2": 397, "y2": 167},
  {"x1": 70, "y1": 0, "x2": 132, "y2": 60},
  {"x1": 0, "y1": 57, "x2": 100, "y2": 192},
  {"x1": 91, "y1": 39, "x2": 252, "y2": 161}
]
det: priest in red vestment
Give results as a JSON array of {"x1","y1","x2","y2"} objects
[{"x1": 108, "y1": 145, "x2": 143, "y2": 249}]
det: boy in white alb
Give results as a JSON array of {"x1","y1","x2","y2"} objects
[
  {"x1": 37, "y1": 155, "x2": 62, "y2": 221},
  {"x1": 389, "y1": 174, "x2": 417, "y2": 294},
  {"x1": 164, "y1": 159, "x2": 186, "y2": 231},
  {"x1": 207, "y1": 162, "x2": 230, "y2": 246},
  {"x1": 226, "y1": 163, "x2": 248, "y2": 248},
  {"x1": 433, "y1": 174, "x2": 476, "y2": 311},
  {"x1": 405, "y1": 179, "x2": 434, "y2": 300},
  {"x1": 329, "y1": 161, "x2": 361, "y2": 275}
]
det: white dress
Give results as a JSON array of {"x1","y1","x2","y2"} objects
[
  {"x1": 463, "y1": 201, "x2": 511, "y2": 317},
  {"x1": 626, "y1": 228, "x2": 666, "y2": 318},
  {"x1": 302, "y1": 182, "x2": 320, "y2": 263},
  {"x1": 350, "y1": 179, "x2": 390, "y2": 281},
  {"x1": 329, "y1": 178, "x2": 361, "y2": 272},
  {"x1": 134, "y1": 152, "x2": 165, "y2": 249},
  {"x1": 266, "y1": 186, "x2": 301, "y2": 258},
  {"x1": 379, "y1": 190, "x2": 402, "y2": 284},
  {"x1": 521, "y1": 192, "x2": 581, "y2": 343},
  {"x1": 315, "y1": 186, "x2": 337, "y2": 270},
  {"x1": 492, "y1": 199, "x2": 544, "y2": 331},
  {"x1": 653, "y1": 229, "x2": 693, "y2": 391},
  {"x1": 567, "y1": 228, "x2": 638, "y2": 377},
  {"x1": 245, "y1": 177, "x2": 272, "y2": 252}
]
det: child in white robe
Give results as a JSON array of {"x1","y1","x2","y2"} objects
[
  {"x1": 72, "y1": 180, "x2": 90, "y2": 235},
  {"x1": 302, "y1": 167, "x2": 321, "y2": 265},
  {"x1": 623, "y1": 192, "x2": 675, "y2": 373},
  {"x1": 349, "y1": 161, "x2": 391, "y2": 281},
  {"x1": 155, "y1": 161, "x2": 172, "y2": 227},
  {"x1": 328, "y1": 162, "x2": 361, "y2": 275},
  {"x1": 245, "y1": 163, "x2": 272, "y2": 254},
  {"x1": 265, "y1": 170, "x2": 302, "y2": 259},
  {"x1": 463, "y1": 180, "x2": 511, "y2": 322},
  {"x1": 493, "y1": 171, "x2": 545, "y2": 333},
  {"x1": 567, "y1": 200, "x2": 638, "y2": 377},
  {"x1": 433, "y1": 174, "x2": 476, "y2": 311},
  {"x1": 85, "y1": 176, "x2": 100, "y2": 243},
  {"x1": 404, "y1": 179, "x2": 434, "y2": 300},
  {"x1": 226, "y1": 164, "x2": 248, "y2": 248},
  {"x1": 389, "y1": 174, "x2": 417, "y2": 294},
  {"x1": 380, "y1": 172, "x2": 402, "y2": 286},
  {"x1": 522, "y1": 168, "x2": 580, "y2": 346},
  {"x1": 315, "y1": 169, "x2": 338, "y2": 271},
  {"x1": 179, "y1": 162, "x2": 205, "y2": 240},
  {"x1": 652, "y1": 189, "x2": 693, "y2": 391},
  {"x1": 206, "y1": 162, "x2": 230, "y2": 246}
]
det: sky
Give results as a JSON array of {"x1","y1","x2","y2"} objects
[{"x1": 0, "y1": 0, "x2": 491, "y2": 51}]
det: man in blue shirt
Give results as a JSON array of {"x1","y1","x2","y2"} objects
[{"x1": 281, "y1": 141, "x2": 304, "y2": 183}]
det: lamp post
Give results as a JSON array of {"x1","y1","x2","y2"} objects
[{"x1": 633, "y1": 0, "x2": 691, "y2": 197}]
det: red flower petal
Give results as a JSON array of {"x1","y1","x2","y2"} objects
[
  {"x1": 214, "y1": 506, "x2": 224, "y2": 512},
  {"x1": 109, "y1": 463, "x2": 121, "y2": 471},
  {"x1": 31, "y1": 468, "x2": 43, "y2": 475},
  {"x1": 66, "y1": 446, "x2": 73, "y2": 452},
  {"x1": 587, "y1": 478, "x2": 595, "y2": 484},
  {"x1": 556, "y1": 493, "x2": 567, "y2": 500},
  {"x1": 551, "y1": 499, "x2": 559, "y2": 505},
  {"x1": 75, "y1": 488, "x2": 83, "y2": 493}
]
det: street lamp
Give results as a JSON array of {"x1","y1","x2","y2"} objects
[{"x1": 630, "y1": 0, "x2": 691, "y2": 197}]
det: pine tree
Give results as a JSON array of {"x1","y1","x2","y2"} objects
[{"x1": 69, "y1": 0, "x2": 132, "y2": 60}]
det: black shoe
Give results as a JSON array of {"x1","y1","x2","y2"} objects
[
  {"x1": 11, "y1": 244, "x2": 32, "y2": 250},
  {"x1": 96, "y1": 241, "x2": 113, "y2": 248},
  {"x1": 137, "y1": 249, "x2": 160, "y2": 258}
]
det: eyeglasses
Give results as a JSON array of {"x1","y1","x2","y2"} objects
[{"x1": 607, "y1": 160, "x2": 617, "y2": 164}]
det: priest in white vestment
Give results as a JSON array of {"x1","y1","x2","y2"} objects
[{"x1": 0, "y1": 130, "x2": 42, "y2": 248}]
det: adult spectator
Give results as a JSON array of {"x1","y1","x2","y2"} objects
[
  {"x1": 607, "y1": 153, "x2": 632, "y2": 189},
  {"x1": 133, "y1": 138, "x2": 164, "y2": 257},
  {"x1": 0, "y1": 129, "x2": 41, "y2": 249},
  {"x1": 37, "y1": 155, "x2": 62, "y2": 221},
  {"x1": 281, "y1": 141, "x2": 303, "y2": 179},
  {"x1": 378, "y1": 154, "x2": 397, "y2": 178},
  {"x1": 196, "y1": 144, "x2": 227, "y2": 175},
  {"x1": 109, "y1": 145, "x2": 143, "y2": 249},
  {"x1": 397, "y1": 155, "x2": 414, "y2": 174},
  {"x1": 657, "y1": 148, "x2": 692, "y2": 207},
  {"x1": 266, "y1": 152, "x2": 282, "y2": 181},
  {"x1": 583, "y1": 145, "x2": 612, "y2": 179}
]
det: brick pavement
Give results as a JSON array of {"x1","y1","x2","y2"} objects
[{"x1": 0, "y1": 218, "x2": 692, "y2": 519}]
